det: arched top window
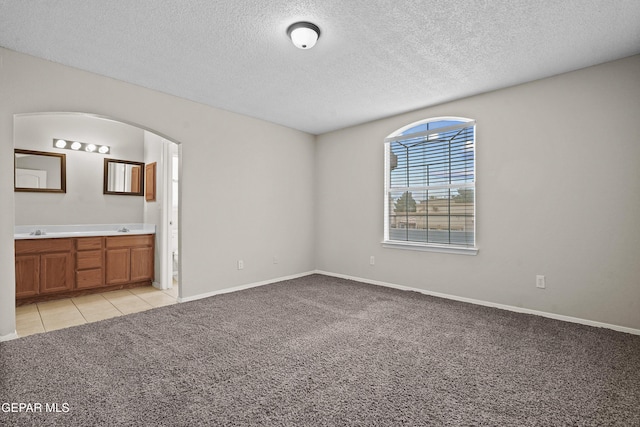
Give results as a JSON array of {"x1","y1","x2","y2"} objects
[
  {"x1": 384, "y1": 117, "x2": 477, "y2": 254},
  {"x1": 387, "y1": 117, "x2": 473, "y2": 138}
]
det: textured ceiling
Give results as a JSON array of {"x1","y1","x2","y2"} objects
[{"x1": 1, "y1": 0, "x2": 639, "y2": 135}]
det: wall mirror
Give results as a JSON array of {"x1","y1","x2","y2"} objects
[
  {"x1": 14, "y1": 149, "x2": 66, "y2": 193},
  {"x1": 103, "y1": 159, "x2": 145, "y2": 196}
]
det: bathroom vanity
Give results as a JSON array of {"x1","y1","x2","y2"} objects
[{"x1": 15, "y1": 224, "x2": 155, "y2": 305}]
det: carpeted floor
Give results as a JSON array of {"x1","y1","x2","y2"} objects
[{"x1": 1, "y1": 274, "x2": 639, "y2": 426}]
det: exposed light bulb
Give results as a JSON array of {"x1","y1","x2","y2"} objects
[{"x1": 53, "y1": 138, "x2": 110, "y2": 154}]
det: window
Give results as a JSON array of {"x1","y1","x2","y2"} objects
[{"x1": 384, "y1": 118, "x2": 476, "y2": 255}]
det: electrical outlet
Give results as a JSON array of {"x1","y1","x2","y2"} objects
[
  {"x1": 369, "y1": 256, "x2": 375, "y2": 265},
  {"x1": 536, "y1": 275, "x2": 545, "y2": 289},
  {"x1": 237, "y1": 260, "x2": 244, "y2": 270}
]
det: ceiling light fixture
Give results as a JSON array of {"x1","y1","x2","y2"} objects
[{"x1": 287, "y1": 22, "x2": 320, "y2": 49}]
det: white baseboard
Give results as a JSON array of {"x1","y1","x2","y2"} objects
[
  {"x1": 178, "y1": 271, "x2": 316, "y2": 303},
  {"x1": 314, "y1": 270, "x2": 640, "y2": 336},
  {"x1": 0, "y1": 331, "x2": 18, "y2": 342}
]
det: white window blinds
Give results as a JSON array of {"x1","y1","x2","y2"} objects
[{"x1": 384, "y1": 119, "x2": 475, "y2": 250}]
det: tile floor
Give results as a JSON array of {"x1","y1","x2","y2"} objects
[{"x1": 15, "y1": 285, "x2": 178, "y2": 338}]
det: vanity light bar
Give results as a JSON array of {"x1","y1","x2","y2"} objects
[{"x1": 53, "y1": 139, "x2": 110, "y2": 155}]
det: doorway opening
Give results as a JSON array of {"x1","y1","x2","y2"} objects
[
  {"x1": 13, "y1": 112, "x2": 182, "y2": 335},
  {"x1": 169, "y1": 144, "x2": 180, "y2": 290}
]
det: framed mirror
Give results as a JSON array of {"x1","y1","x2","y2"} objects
[
  {"x1": 14, "y1": 149, "x2": 66, "y2": 193},
  {"x1": 103, "y1": 159, "x2": 145, "y2": 196}
]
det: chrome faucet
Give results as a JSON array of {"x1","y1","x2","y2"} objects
[
  {"x1": 30, "y1": 229, "x2": 46, "y2": 236},
  {"x1": 117, "y1": 226, "x2": 130, "y2": 233}
]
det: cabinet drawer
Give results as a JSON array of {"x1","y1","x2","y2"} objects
[
  {"x1": 77, "y1": 250, "x2": 103, "y2": 270},
  {"x1": 106, "y1": 234, "x2": 154, "y2": 248},
  {"x1": 15, "y1": 238, "x2": 73, "y2": 255},
  {"x1": 76, "y1": 269, "x2": 104, "y2": 289},
  {"x1": 76, "y1": 237, "x2": 103, "y2": 251}
]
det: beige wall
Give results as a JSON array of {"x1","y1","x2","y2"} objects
[
  {"x1": 0, "y1": 48, "x2": 316, "y2": 337},
  {"x1": 1, "y1": 47, "x2": 638, "y2": 338},
  {"x1": 315, "y1": 55, "x2": 640, "y2": 330},
  {"x1": 14, "y1": 114, "x2": 146, "y2": 225}
]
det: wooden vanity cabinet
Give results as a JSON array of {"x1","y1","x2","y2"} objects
[
  {"x1": 106, "y1": 235, "x2": 154, "y2": 286},
  {"x1": 15, "y1": 234, "x2": 154, "y2": 304},
  {"x1": 15, "y1": 238, "x2": 74, "y2": 298}
]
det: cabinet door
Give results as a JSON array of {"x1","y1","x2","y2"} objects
[
  {"x1": 131, "y1": 246, "x2": 154, "y2": 282},
  {"x1": 40, "y1": 252, "x2": 74, "y2": 294},
  {"x1": 106, "y1": 248, "x2": 131, "y2": 285},
  {"x1": 15, "y1": 254, "x2": 40, "y2": 298},
  {"x1": 145, "y1": 162, "x2": 156, "y2": 202}
]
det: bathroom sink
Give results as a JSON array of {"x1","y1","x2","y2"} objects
[{"x1": 14, "y1": 224, "x2": 156, "y2": 239}]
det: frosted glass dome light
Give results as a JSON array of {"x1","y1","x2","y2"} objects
[{"x1": 287, "y1": 22, "x2": 320, "y2": 49}]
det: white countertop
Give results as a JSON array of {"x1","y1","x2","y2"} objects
[{"x1": 14, "y1": 223, "x2": 156, "y2": 240}]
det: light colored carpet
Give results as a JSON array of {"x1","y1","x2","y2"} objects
[{"x1": 1, "y1": 274, "x2": 639, "y2": 426}]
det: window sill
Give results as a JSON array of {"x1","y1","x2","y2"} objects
[{"x1": 382, "y1": 240, "x2": 478, "y2": 256}]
